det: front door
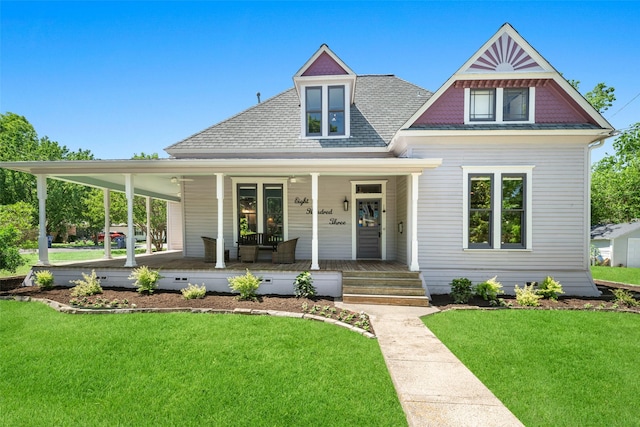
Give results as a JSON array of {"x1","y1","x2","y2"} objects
[{"x1": 357, "y1": 199, "x2": 381, "y2": 258}]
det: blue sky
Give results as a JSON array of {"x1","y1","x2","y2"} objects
[{"x1": 1, "y1": 1, "x2": 638, "y2": 163}]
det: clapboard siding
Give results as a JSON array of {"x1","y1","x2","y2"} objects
[
  {"x1": 182, "y1": 175, "x2": 399, "y2": 262},
  {"x1": 166, "y1": 201, "x2": 183, "y2": 251},
  {"x1": 411, "y1": 138, "x2": 595, "y2": 294}
]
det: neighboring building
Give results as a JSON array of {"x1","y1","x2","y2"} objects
[
  {"x1": 0, "y1": 23, "x2": 614, "y2": 296},
  {"x1": 591, "y1": 222, "x2": 640, "y2": 268}
]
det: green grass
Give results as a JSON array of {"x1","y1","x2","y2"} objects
[
  {"x1": 423, "y1": 310, "x2": 639, "y2": 426},
  {"x1": 0, "y1": 300, "x2": 405, "y2": 426},
  {"x1": 1, "y1": 248, "x2": 147, "y2": 278},
  {"x1": 591, "y1": 265, "x2": 640, "y2": 286}
]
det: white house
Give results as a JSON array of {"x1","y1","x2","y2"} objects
[
  {"x1": 0, "y1": 23, "x2": 615, "y2": 301},
  {"x1": 591, "y1": 222, "x2": 640, "y2": 268}
]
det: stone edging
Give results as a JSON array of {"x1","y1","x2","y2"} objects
[
  {"x1": 0, "y1": 295, "x2": 376, "y2": 339},
  {"x1": 433, "y1": 305, "x2": 639, "y2": 315}
]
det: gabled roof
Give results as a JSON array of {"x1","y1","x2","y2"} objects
[
  {"x1": 165, "y1": 75, "x2": 431, "y2": 158},
  {"x1": 591, "y1": 222, "x2": 640, "y2": 240},
  {"x1": 400, "y1": 23, "x2": 614, "y2": 133}
]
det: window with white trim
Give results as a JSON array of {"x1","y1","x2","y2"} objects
[
  {"x1": 232, "y1": 178, "x2": 288, "y2": 244},
  {"x1": 463, "y1": 166, "x2": 533, "y2": 250},
  {"x1": 465, "y1": 87, "x2": 534, "y2": 124},
  {"x1": 302, "y1": 84, "x2": 349, "y2": 137}
]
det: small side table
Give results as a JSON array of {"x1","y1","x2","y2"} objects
[{"x1": 239, "y1": 245, "x2": 259, "y2": 263}]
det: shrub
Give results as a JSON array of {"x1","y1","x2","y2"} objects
[
  {"x1": 70, "y1": 270, "x2": 103, "y2": 297},
  {"x1": 450, "y1": 278, "x2": 474, "y2": 304},
  {"x1": 611, "y1": 288, "x2": 640, "y2": 307},
  {"x1": 0, "y1": 225, "x2": 24, "y2": 273},
  {"x1": 128, "y1": 266, "x2": 163, "y2": 294},
  {"x1": 181, "y1": 283, "x2": 207, "y2": 299},
  {"x1": 536, "y1": 276, "x2": 565, "y2": 301},
  {"x1": 293, "y1": 271, "x2": 316, "y2": 298},
  {"x1": 514, "y1": 284, "x2": 542, "y2": 307},
  {"x1": 475, "y1": 276, "x2": 504, "y2": 304},
  {"x1": 34, "y1": 270, "x2": 55, "y2": 290},
  {"x1": 228, "y1": 269, "x2": 262, "y2": 301}
]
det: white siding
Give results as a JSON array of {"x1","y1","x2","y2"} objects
[
  {"x1": 182, "y1": 177, "x2": 217, "y2": 258},
  {"x1": 411, "y1": 138, "x2": 598, "y2": 296}
]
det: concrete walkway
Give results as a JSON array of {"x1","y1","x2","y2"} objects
[{"x1": 336, "y1": 303, "x2": 524, "y2": 427}]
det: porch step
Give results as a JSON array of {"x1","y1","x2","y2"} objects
[
  {"x1": 341, "y1": 270, "x2": 429, "y2": 307},
  {"x1": 342, "y1": 294, "x2": 430, "y2": 307}
]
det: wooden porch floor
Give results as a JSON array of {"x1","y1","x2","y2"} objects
[{"x1": 53, "y1": 250, "x2": 410, "y2": 272}]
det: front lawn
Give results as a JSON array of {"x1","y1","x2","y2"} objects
[
  {"x1": 0, "y1": 300, "x2": 405, "y2": 426},
  {"x1": 591, "y1": 265, "x2": 640, "y2": 286},
  {"x1": 423, "y1": 310, "x2": 639, "y2": 426}
]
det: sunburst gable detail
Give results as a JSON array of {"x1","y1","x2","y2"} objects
[{"x1": 466, "y1": 33, "x2": 545, "y2": 73}]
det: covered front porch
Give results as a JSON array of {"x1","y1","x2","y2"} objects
[{"x1": 28, "y1": 251, "x2": 430, "y2": 305}]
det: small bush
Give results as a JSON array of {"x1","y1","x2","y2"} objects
[
  {"x1": 475, "y1": 276, "x2": 504, "y2": 303},
  {"x1": 181, "y1": 283, "x2": 207, "y2": 300},
  {"x1": 450, "y1": 278, "x2": 474, "y2": 304},
  {"x1": 611, "y1": 288, "x2": 640, "y2": 307},
  {"x1": 34, "y1": 270, "x2": 54, "y2": 290},
  {"x1": 536, "y1": 276, "x2": 565, "y2": 301},
  {"x1": 228, "y1": 269, "x2": 262, "y2": 301},
  {"x1": 514, "y1": 284, "x2": 542, "y2": 307},
  {"x1": 293, "y1": 271, "x2": 316, "y2": 298},
  {"x1": 70, "y1": 270, "x2": 103, "y2": 297},
  {"x1": 128, "y1": 266, "x2": 163, "y2": 294}
]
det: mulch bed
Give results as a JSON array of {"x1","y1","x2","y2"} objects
[{"x1": 430, "y1": 283, "x2": 640, "y2": 313}]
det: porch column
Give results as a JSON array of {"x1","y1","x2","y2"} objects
[
  {"x1": 215, "y1": 173, "x2": 226, "y2": 269},
  {"x1": 410, "y1": 172, "x2": 420, "y2": 271},
  {"x1": 145, "y1": 196, "x2": 152, "y2": 254},
  {"x1": 311, "y1": 173, "x2": 319, "y2": 270},
  {"x1": 103, "y1": 189, "x2": 112, "y2": 259},
  {"x1": 124, "y1": 174, "x2": 137, "y2": 267},
  {"x1": 36, "y1": 174, "x2": 50, "y2": 265}
]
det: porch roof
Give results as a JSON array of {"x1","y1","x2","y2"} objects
[{"x1": 0, "y1": 157, "x2": 442, "y2": 202}]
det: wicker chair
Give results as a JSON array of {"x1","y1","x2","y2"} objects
[
  {"x1": 271, "y1": 238, "x2": 298, "y2": 264},
  {"x1": 201, "y1": 236, "x2": 217, "y2": 263}
]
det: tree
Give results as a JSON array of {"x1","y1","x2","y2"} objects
[
  {"x1": 0, "y1": 202, "x2": 36, "y2": 244},
  {"x1": 591, "y1": 123, "x2": 640, "y2": 224},
  {"x1": 0, "y1": 112, "x2": 95, "y2": 240},
  {"x1": 566, "y1": 80, "x2": 616, "y2": 113}
]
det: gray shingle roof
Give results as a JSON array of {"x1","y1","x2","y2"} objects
[
  {"x1": 165, "y1": 75, "x2": 432, "y2": 157},
  {"x1": 591, "y1": 222, "x2": 640, "y2": 240}
]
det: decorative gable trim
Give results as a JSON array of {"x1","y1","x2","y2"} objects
[
  {"x1": 398, "y1": 23, "x2": 614, "y2": 135},
  {"x1": 466, "y1": 31, "x2": 545, "y2": 73}
]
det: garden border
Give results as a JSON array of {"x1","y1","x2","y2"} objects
[{"x1": 0, "y1": 295, "x2": 376, "y2": 339}]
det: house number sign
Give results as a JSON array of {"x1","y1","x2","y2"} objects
[{"x1": 293, "y1": 197, "x2": 346, "y2": 225}]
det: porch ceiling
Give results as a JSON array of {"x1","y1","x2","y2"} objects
[{"x1": 0, "y1": 157, "x2": 442, "y2": 202}]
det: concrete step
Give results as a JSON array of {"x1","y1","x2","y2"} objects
[
  {"x1": 342, "y1": 293, "x2": 430, "y2": 307},
  {"x1": 342, "y1": 270, "x2": 421, "y2": 279}
]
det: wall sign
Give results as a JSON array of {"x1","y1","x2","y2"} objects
[{"x1": 294, "y1": 196, "x2": 347, "y2": 226}]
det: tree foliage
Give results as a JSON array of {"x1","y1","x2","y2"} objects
[
  {"x1": 591, "y1": 123, "x2": 640, "y2": 225},
  {"x1": 0, "y1": 112, "x2": 95, "y2": 239},
  {"x1": 0, "y1": 225, "x2": 24, "y2": 273}
]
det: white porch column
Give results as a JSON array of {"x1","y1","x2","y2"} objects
[
  {"x1": 36, "y1": 174, "x2": 50, "y2": 266},
  {"x1": 145, "y1": 196, "x2": 152, "y2": 254},
  {"x1": 215, "y1": 173, "x2": 226, "y2": 269},
  {"x1": 311, "y1": 173, "x2": 320, "y2": 270},
  {"x1": 103, "y1": 189, "x2": 112, "y2": 259},
  {"x1": 124, "y1": 174, "x2": 137, "y2": 267},
  {"x1": 410, "y1": 172, "x2": 421, "y2": 271}
]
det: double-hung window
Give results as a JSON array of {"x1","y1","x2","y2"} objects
[
  {"x1": 303, "y1": 84, "x2": 348, "y2": 137},
  {"x1": 233, "y1": 178, "x2": 288, "y2": 244},
  {"x1": 466, "y1": 87, "x2": 533, "y2": 123},
  {"x1": 463, "y1": 166, "x2": 533, "y2": 250}
]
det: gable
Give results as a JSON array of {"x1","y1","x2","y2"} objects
[
  {"x1": 402, "y1": 23, "x2": 613, "y2": 132},
  {"x1": 302, "y1": 51, "x2": 349, "y2": 76}
]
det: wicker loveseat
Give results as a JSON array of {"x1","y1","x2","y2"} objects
[{"x1": 271, "y1": 238, "x2": 298, "y2": 264}]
